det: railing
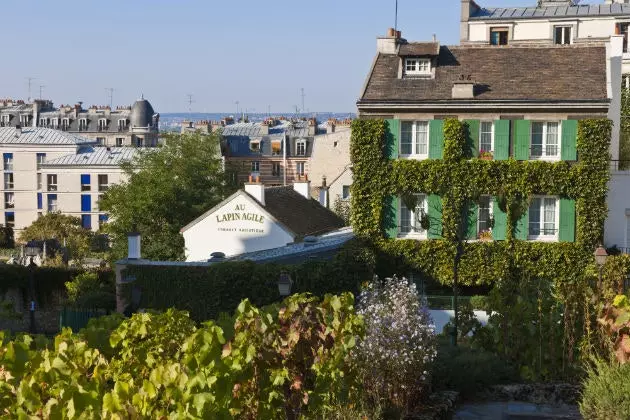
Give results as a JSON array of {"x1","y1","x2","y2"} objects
[
  {"x1": 610, "y1": 160, "x2": 630, "y2": 172},
  {"x1": 425, "y1": 295, "x2": 473, "y2": 310},
  {"x1": 59, "y1": 307, "x2": 110, "y2": 332}
]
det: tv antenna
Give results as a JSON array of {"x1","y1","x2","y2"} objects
[
  {"x1": 39, "y1": 85, "x2": 45, "y2": 100},
  {"x1": 395, "y1": 0, "x2": 399, "y2": 33},
  {"x1": 26, "y1": 77, "x2": 35, "y2": 102},
  {"x1": 300, "y1": 88, "x2": 306, "y2": 117},
  {"x1": 186, "y1": 94, "x2": 194, "y2": 113},
  {"x1": 105, "y1": 88, "x2": 114, "y2": 108}
]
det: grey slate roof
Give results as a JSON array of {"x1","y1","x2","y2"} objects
[
  {"x1": 222, "y1": 121, "x2": 314, "y2": 158},
  {"x1": 470, "y1": 3, "x2": 630, "y2": 20},
  {"x1": 42, "y1": 147, "x2": 139, "y2": 167},
  {"x1": 0, "y1": 127, "x2": 94, "y2": 145},
  {"x1": 359, "y1": 45, "x2": 608, "y2": 104}
]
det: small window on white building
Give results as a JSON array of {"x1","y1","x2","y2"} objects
[
  {"x1": 479, "y1": 122, "x2": 494, "y2": 154},
  {"x1": 400, "y1": 193, "x2": 428, "y2": 238},
  {"x1": 404, "y1": 58, "x2": 431, "y2": 76},
  {"x1": 478, "y1": 196, "x2": 493, "y2": 235},
  {"x1": 118, "y1": 119, "x2": 127, "y2": 130},
  {"x1": 296, "y1": 161, "x2": 305, "y2": 176},
  {"x1": 98, "y1": 174, "x2": 109, "y2": 192},
  {"x1": 115, "y1": 138, "x2": 124, "y2": 147},
  {"x1": 251, "y1": 161, "x2": 260, "y2": 173},
  {"x1": 51, "y1": 118, "x2": 59, "y2": 128},
  {"x1": 250, "y1": 140, "x2": 261, "y2": 152},
  {"x1": 0, "y1": 115, "x2": 9, "y2": 126},
  {"x1": 79, "y1": 118, "x2": 87, "y2": 131},
  {"x1": 98, "y1": 118, "x2": 107, "y2": 131},
  {"x1": 3, "y1": 153, "x2": 13, "y2": 171},
  {"x1": 47, "y1": 194, "x2": 58, "y2": 212},
  {"x1": 4, "y1": 192, "x2": 14, "y2": 209},
  {"x1": 296, "y1": 140, "x2": 307, "y2": 156},
  {"x1": 554, "y1": 26, "x2": 571, "y2": 45},
  {"x1": 39, "y1": 117, "x2": 49, "y2": 127},
  {"x1": 47, "y1": 174, "x2": 58, "y2": 192},
  {"x1": 3, "y1": 173, "x2": 13, "y2": 190},
  {"x1": 96, "y1": 137, "x2": 105, "y2": 146},
  {"x1": 529, "y1": 197, "x2": 559, "y2": 240},
  {"x1": 271, "y1": 141, "x2": 282, "y2": 156},
  {"x1": 490, "y1": 27, "x2": 509, "y2": 45},
  {"x1": 400, "y1": 121, "x2": 429, "y2": 157},
  {"x1": 20, "y1": 115, "x2": 30, "y2": 126},
  {"x1": 61, "y1": 118, "x2": 70, "y2": 130},
  {"x1": 531, "y1": 122, "x2": 560, "y2": 160},
  {"x1": 342, "y1": 185, "x2": 351, "y2": 200}
]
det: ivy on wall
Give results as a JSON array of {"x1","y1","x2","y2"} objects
[{"x1": 350, "y1": 118, "x2": 612, "y2": 286}]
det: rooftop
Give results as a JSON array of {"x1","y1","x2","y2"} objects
[
  {"x1": 0, "y1": 127, "x2": 94, "y2": 145},
  {"x1": 470, "y1": 3, "x2": 630, "y2": 20},
  {"x1": 42, "y1": 147, "x2": 140, "y2": 167},
  {"x1": 359, "y1": 45, "x2": 608, "y2": 104}
]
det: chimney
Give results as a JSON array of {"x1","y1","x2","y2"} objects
[
  {"x1": 244, "y1": 176, "x2": 265, "y2": 205},
  {"x1": 32, "y1": 101, "x2": 40, "y2": 127},
  {"x1": 318, "y1": 176, "x2": 329, "y2": 207},
  {"x1": 452, "y1": 81, "x2": 475, "y2": 99},
  {"x1": 15, "y1": 125, "x2": 22, "y2": 137},
  {"x1": 260, "y1": 119, "x2": 270, "y2": 135},
  {"x1": 127, "y1": 232, "x2": 141, "y2": 260},
  {"x1": 377, "y1": 28, "x2": 402, "y2": 54},
  {"x1": 327, "y1": 119, "x2": 337, "y2": 134},
  {"x1": 461, "y1": 1, "x2": 480, "y2": 43},
  {"x1": 308, "y1": 118, "x2": 317, "y2": 136},
  {"x1": 293, "y1": 175, "x2": 311, "y2": 199}
]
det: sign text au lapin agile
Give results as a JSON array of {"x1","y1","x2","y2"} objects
[{"x1": 216, "y1": 204, "x2": 265, "y2": 224}]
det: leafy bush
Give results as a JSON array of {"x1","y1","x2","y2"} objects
[
  {"x1": 470, "y1": 295, "x2": 489, "y2": 311},
  {"x1": 0, "y1": 225, "x2": 13, "y2": 248},
  {"x1": 65, "y1": 271, "x2": 116, "y2": 310},
  {"x1": 580, "y1": 359, "x2": 630, "y2": 420},
  {"x1": 353, "y1": 275, "x2": 436, "y2": 414},
  {"x1": 432, "y1": 339, "x2": 517, "y2": 398}
]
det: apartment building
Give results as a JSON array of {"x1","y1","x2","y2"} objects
[
  {"x1": 356, "y1": 29, "x2": 621, "y2": 244},
  {"x1": 0, "y1": 127, "x2": 136, "y2": 233},
  {"x1": 0, "y1": 97, "x2": 159, "y2": 147}
]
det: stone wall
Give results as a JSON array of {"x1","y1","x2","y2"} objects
[{"x1": 0, "y1": 287, "x2": 64, "y2": 335}]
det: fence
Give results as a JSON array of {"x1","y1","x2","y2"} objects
[
  {"x1": 610, "y1": 160, "x2": 630, "y2": 172},
  {"x1": 425, "y1": 295, "x2": 473, "y2": 310},
  {"x1": 59, "y1": 307, "x2": 109, "y2": 332}
]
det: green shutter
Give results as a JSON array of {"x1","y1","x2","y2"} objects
[
  {"x1": 385, "y1": 119, "x2": 400, "y2": 159},
  {"x1": 465, "y1": 120, "x2": 480, "y2": 158},
  {"x1": 466, "y1": 201, "x2": 479, "y2": 240},
  {"x1": 492, "y1": 197, "x2": 507, "y2": 241},
  {"x1": 428, "y1": 120, "x2": 444, "y2": 159},
  {"x1": 561, "y1": 120, "x2": 578, "y2": 161},
  {"x1": 515, "y1": 206, "x2": 530, "y2": 241},
  {"x1": 514, "y1": 120, "x2": 531, "y2": 161},
  {"x1": 428, "y1": 194, "x2": 443, "y2": 239},
  {"x1": 494, "y1": 120, "x2": 510, "y2": 161},
  {"x1": 383, "y1": 195, "x2": 399, "y2": 239},
  {"x1": 559, "y1": 199, "x2": 576, "y2": 243}
]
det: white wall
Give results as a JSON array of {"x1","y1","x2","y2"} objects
[
  {"x1": 182, "y1": 193, "x2": 295, "y2": 261},
  {"x1": 309, "y1": 127, "x2": 352, "y2": 206},
  {"x1": 605, "y1": 172, "x2": 630, "y2": 249}
]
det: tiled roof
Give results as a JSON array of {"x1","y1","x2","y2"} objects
[
  {"x1": 359, "y1": 45, "x2": 608, "y2": 104},
  {"x1": 261, "y1": 186, "x2": 345, "y2": 237},
  {"x1": 42, "y1": 147, "x2": 140, "y2": 166},
  {"x1": 470, "y1": 3, "x2": 630, "y2": 20},
  {"x1": 222, "y1": 121, "x2": 315, "y2": 158},
  {"x1": 0, "y1": 127, "x2": 94, "y2": 145},
  {"x1": 398, "y1": 42, "x2": 440, "y2": 56}
]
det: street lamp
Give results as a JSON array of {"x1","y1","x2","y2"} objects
[
  {"x1": 24, "y1": 245, "x2": 40, "y2": 334},
  {"x1": 278, "y1": 272, "x2": 293, "y2": 297},
  {"x1": 594, "y1": 245, "x2": 608, "y2": 305}
]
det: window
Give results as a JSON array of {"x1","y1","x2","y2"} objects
[
  {"x1": 554, "y1": 26, "x2": 571, "y2": 45},
  {"x1": 4, "y1": 173, "x2": 13, "y2": 190},
  {"x1": 39, "y1": 117, "x2": 48, "y2": 127},
  {"x1": 4, "y1": 212, "x2": 14, "y2": 228},
  {"x1": 490, "y1": 27, "x2": 509, "y2": 45},
  {"x1": 96, "y1": 137, "x2": 105, "y2": 146},
  {"x1": 342, "y1": 185, "x2": 351, "y2": 200},
  {"x1": 115, "y1": 138, "x2": 124, "y2": 147},
  {"x1": 272, "y1": 162, "x2": 281, "y2": 176},
  {"x1": 20, "y1": 115, "x2": 29, "y2": 126},
  {"x1": 404, "y1": 58, "x2": 431, "y2": 75},
  {"x1": 0, "y1": 115, "x2": 9, "y2": 126},
  {"x1": 36, "y1": 153, "x2": 46, "y2": 167},
  {"x1": 81, "y1": 214, "x2": 92, "y2": 230},
  {"x1": 478, "y1": 196, "x2": 493, "y2": 234},
  {"x1": 480, "y1": 122, "x2": 493, "y2": 153},
  {"x1": 118, "y1": 119, "x2": 127, "y2": 130},
  {"x1": 51, "y1": 118, "x2": 59, "y2": 128},
  {"x1": 37, "y1": 173, "x2": 42, "y2": 190},
  {"x1": 37, "y1": 193, "x2": 42, "y2": 210},
  {"x1": 296, "y1": 140, "x2": 307, "y2": 156},
  {"x1": 529, "y1": 197, "x2": 558, "y2": 239},
  {"x1": 296, "y1": 161, "x2": 305, "y2": 176},
  {"x1": 531, "y1": 122, "x2": 560, "y2": 159},
  {"x1": 78, "y1": 119, "x2": 87, "y2": 131},
  {"x1": 47, "y1": 174, "x2": 57, "y2": 191},
  {"x1": 81, "y1": 195, "x2": 91, "y2": 212},
  {"x1": 400, "y1": 121, "x2": 429, "y2": 157},
  {"x1": 47, "y1": 194, "x2": 58, "y2": 212},
  {"x1": 81, "y1": 174, "x2": 91, "y2": 191},
  {"x1": 250, "y1": 140, "x2": 261, "y2": 152},
  {"x1": 3, "y1": 153, "x2": 13, "y2": 171},
  {"x1": 98, "y1": 119, "x2": 107, "y2": 131},
  {"x1": 134, "y1": 137, "x2": 144, "y2": 147},
  {"x1": 99, "y1": 214, "x2": 109, "y2": 228},
  {"x1": 618, "y1": 23, "x2": 630, "y2": 53},
  {"x1": 4, "y1": 192, "x2": 14, "y2": 209},
  {"x1": 400, "y1": 193, "x2": 428, "y2": 237},
  {"x1": 251, "y1": 161, "x2": 260, "y2": 173},
  {"x1": 61, "y1": 118, "x2": 70, "y2": 130},
  {"x1": 98, "y1": 174, "x2": 108, "y2": 191},
  {"x1": 271, "y1": 141, "x2": 282, "y2": 156}
]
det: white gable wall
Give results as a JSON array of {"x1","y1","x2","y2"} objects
[{"x1": 182, "y1": 193, "x2": 295, "y2": 261}]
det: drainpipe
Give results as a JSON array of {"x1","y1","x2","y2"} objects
[{"x1": 283, "y1": 132, "x2": 287, "y2": 186}]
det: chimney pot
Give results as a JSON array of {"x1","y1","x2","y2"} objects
[{"x1": 127, "y1": 232, "x2": 141, "y2": 260}]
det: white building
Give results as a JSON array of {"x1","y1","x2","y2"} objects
[
  {"x1": 0, "y1": 126, "x2": 136, "y2": 233},
  {"x1": 180, "y1": 180, "x2": 345, "y2": 262}
]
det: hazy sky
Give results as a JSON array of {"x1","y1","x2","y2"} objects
[{"x1": 1, "y1": 0, "x2": 601, "y2": 113}]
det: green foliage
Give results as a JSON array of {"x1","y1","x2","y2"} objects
[
  {"x1": 122, "y1": 239, "x2": 375, "y2": 321},
  {"x1": 65, "y1": 270, "x2": 115, "y2": 310},
  {"x1": 0, "y1": 225, "x2": 14, "y2": 249},
  {"x1": 18, "y1": 212, "x2": 92, "y2": 262},
  {"x1": 598, "y1": 294, "x2": 630, "y2": 363},
  {"x1": 0, "y1": 265, "x2": 76, "y2": 306},
  {"x1": 0, "y1": 294, "x2": 365, "y2": 418},
  {"x1": 100, "y1": 131, "x2": 235, "y2": 261},
  {"x1": 580, "y1": 358, "x2": 630, "y2": 420},
  {"x1": 620, "y1": 78, "x2": 630, "y2": 169},
  {"x1": 332, "y1": 196, "x2": 351, "y2": 225}
]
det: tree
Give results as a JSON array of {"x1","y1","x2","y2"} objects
[
  {"x1": 100, "y1": 131, "x2": 232, "y2": 261},
  {"x1": 19, "y1": 212, "x2": 91, "y2": 261}
]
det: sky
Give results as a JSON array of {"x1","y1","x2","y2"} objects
[{"x1": 1, "y1": 0, "x2": 603, "y2": 113}]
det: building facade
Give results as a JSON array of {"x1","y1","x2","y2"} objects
[
  {"x1": 0, "y1": 127, "x2": 136, "y2": 233},
  {"x1": 0, "y1": 97, "x2": 159, "y2": 147}
]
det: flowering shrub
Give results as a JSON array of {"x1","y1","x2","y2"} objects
[{"x1": 353, "y1": 275, "x2": 437, "y2": 413}]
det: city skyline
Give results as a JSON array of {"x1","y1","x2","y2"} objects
[{"x1": 0, "y1": 0, "x2": 551, "y2": 113}]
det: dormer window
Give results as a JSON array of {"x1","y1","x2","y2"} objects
[
  {"x1": 118, "y1": 119, "x2": 127, "y2": 131},
  {"x1": 39, "y1": 117, "x2": 48, "y2": 127},
  {"x1": 61, "y1": 118, "x2": 70, "y2": 130},
  {"x1": 404, "y1": 58, "x2": 431, "y2": 76},
  {"x1": 554, "y1": 26, "x2": 571, "y2": 45},
  {"x1": 250, "y1": 140, "x2": 261, "y2": 152},
  {"x1": 296, "y1": 139, "x2": 307, "y2": 156},
  {"x1": 98, "y1": 118, "x2": 107, "y2": 131},
  {"x1": 51, "y1": 118, "x2": 59, "y2": 128},
  {"x1": 271, "y1": 140, "x2": 282, "y2": 156},
  {"x1": 0, "y1": 115, "x2": 9, "y2": 126},
  {"x1": 490, "y1": 27, "x2": 509, "y2": 46},
  {"x1": 20, "y1": 115, "x2": 30, "y2": 125},
  {"x1": 79, "y1": 118, "x2": 87, "y2": 131}
]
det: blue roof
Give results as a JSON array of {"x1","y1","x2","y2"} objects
[{"x1": 470, "y1": 3, "x2": 630, "y2": 20}]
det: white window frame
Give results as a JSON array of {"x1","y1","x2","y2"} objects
[
  {"x1": 530, "y1": 121, "x2": 561, "y2": 161},
  {"x1": 399, "y1": 193, "x2": 428, "y2": 239},
  {"x1": 51, "y1": 118, "x2": 59, "y2": 128},
  {"x1": 400, "y1": 121, "x2": 430, "y2": 159},
  {"x1": 62, "y1": 118, "x2": 70, "y2": 129},
  {"x1": 98, "y1": 174, "x2": 109, "y2": 192},
  {"x1": 47, "y1": 195, "x2": 58, "y2": 212},
  {"x1": 96, "y1": 137, "x2": 105, "y2": 146},
  {"x1": 342, "y1": 185, "x2": 351, "y2": 200},
  {"x1": 20, "y1": 115, "x2": 29, "y2": 125},
  {"x1": 3, "y1": 154, "x2": 13, "y2": 171},
  {"x1": 250, "y1": 140, "x2": 261, "y2": 152},
  {"x1": 554, "y1": 25, "x2": 572, "y2": 45},
  {"x1": 477, "y1": 195, "x2": 494, "y2": 235},
  {"x1": 251, "y1": 161, "x2": 260, "y2": 173},
  {"x1": 479, "y1": 121, "x2": 494, "y2": 154},
  {"x1": 296, "y1": 140, "x2": 307, "y2": 156},
  {"x1": 118, "y1": 119, "x2": 127, "y2": 130},
  {"x1": 78, "y1": 118, "x2": 87, "y2": 130},
  {"x1": 0, "y1": 115, "x2": 9, "y2": 124},
  {"x1": 98, "y1": 118, "x2": 107, "y2": 130},
  {"x1": 528, "y1": 196, "x2": 560, "y2": 241},
  {"x1": 296, "y1": 161, "x2": 305, "y2": 176},
  {"x1": 404, "y1": 58, "x2": 431, "y2": 76},
  {"x1": 4, "y1": 173, "x2": 13, "y2": 190},
  {"x1": 4, "y1": 192, "x2": 14, "y2": 209},
  {"x1": 39, "y1": 117, "x2": 48, "y2": 127},
  {"x1": 47, "y1": 174, "x2": 58, "y2": 192}
]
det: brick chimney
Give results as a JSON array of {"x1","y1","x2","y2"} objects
[
  {"x1": 308, "y1": 118, "x2": 317, "y2": 136},
  {"x1": 377, "y1": 28, "x2": 403, "y2": 54},
  {"x1": 245, "y1": 176, "x2": 265, "y2": 205},
  {"x1": 327, "y1": 118, "x2": 337, "y2": 134},
  {"x1": 260, "y1": 119, "x2": 270, "y2": 135}
]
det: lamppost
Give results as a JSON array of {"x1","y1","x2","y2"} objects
[
  {"x1": 24, "y1": 244, "x2": 40, "y2": 334},
  {"x1": 594, "y1": 245, "x2": 608, "y2": 305},
  {"x1": 278, "y1": 272, "x2": 293, "y2": 297}
]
